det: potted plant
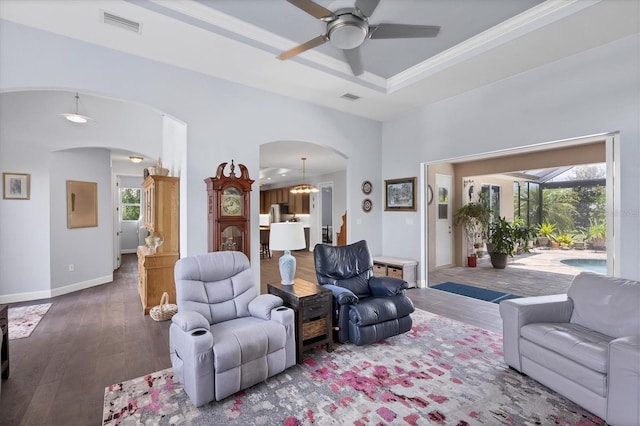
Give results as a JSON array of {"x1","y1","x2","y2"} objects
[
  {"x1": 571, "y1": 229, "x2": 587, "y2": 250},
  {"x1": 535, "y1": 222, "x2": 557, "y2": 247},
  {"x1": 454, "y1": 197, "x2": 491, "y2": 266},
  {"x1": 467, "y1": 252, "x2": 477, "y2": 267},
  {"x1": 587, "y1": 219, "x2": 606, "y2": 251},
  {"x1": 555, "y1": 234, "x2": 574, "y2": 249},
  {"x1": 488, "y1": 217, "x2": 535, "y2": 269}
]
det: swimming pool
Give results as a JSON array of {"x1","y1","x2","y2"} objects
[{"x1": 560, "y1": 259, "x2": 606, "y2": 274}]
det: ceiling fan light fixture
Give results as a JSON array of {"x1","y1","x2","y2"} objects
[
  {"x1": 327, "y1": 14, "x2": 368, "y2": 50},
  {"x1": 61, "y1": 113, "x2": 90, "y2": 124},
  {"x1": 290, "y1": 157, "x2": 319, "y2": 194},
  {"x1": 59, "y1": 92, "x2": 94, "y2": 124}
]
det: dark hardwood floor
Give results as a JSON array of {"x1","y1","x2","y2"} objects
[{"x1": 0, "y1": 251, "x2": 500, "y2": 426}]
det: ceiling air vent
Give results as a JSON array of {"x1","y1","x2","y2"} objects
[
  {"x1": 102, "y1": 11, "x2": 142, "y2": 34},
  {"x1": 340, "y1": 93, "x2": 360, "y2": 101}
]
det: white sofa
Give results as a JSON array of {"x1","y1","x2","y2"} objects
[{"x1": 500, "y1": 272, "x2": 639, "y2": 425}]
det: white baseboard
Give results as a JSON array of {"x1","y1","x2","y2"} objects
[
  {"x1": 120, "y1": 249, "x2": 138, "y2": 254},
  {"x1": 0, "y1": 275, "x2": 113, "y2": 304}
]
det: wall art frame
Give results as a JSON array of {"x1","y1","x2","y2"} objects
[
  {"x1": 384, "y1": 177, "x2": 417, "y2": 211},
  {"x1": 67, "y1": 180, "x2": 98, "y2": 228},
  {"x1": 3, "y1": 172, "x2": 30, "y2": 200}
]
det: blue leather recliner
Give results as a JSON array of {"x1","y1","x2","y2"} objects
[{"x1": 314, "y1": 240, "x2": 415, "y2": 346}]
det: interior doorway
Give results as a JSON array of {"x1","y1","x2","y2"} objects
[{"x1": 320, "y1": 183, "x2": 333, "y2": 245}]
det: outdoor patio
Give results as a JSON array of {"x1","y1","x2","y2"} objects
[{"x1": 428, "y1": 248, "x2": 607, "y2": 297}]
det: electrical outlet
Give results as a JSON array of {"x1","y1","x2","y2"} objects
[{"x1": 68, "y1": 264, "x2": 75, "y2": 272}]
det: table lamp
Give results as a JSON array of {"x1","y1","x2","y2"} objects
[{"x1": 269, "y1": 222, "x2": 306, "y2": 285}]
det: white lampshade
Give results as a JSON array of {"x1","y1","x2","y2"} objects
[{"x1": 269, "y1": 222, "x2": 306, "y2": 251}]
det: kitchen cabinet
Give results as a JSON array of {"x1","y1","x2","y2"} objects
[
  {"x1": 289, "y1": 192, "x2": 310, "y2": 214},
  {"x1": 260, "y1": 187, "x2": 310, "y2": 214}
]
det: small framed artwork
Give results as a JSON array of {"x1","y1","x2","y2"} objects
[
  {"x1": 3, "y1": 173, "x2": 30, "y2": 200},
  {"x1": 385, "y1": 177, "x2": 417, "y2": 211},
  {"x1": 67, "y1": 180, "x2": 98, "y2": 228}
]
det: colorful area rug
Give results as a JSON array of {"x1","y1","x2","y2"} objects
[
  {"x1": 432, "y1": 282, "x2": 521, "y2": 304},
  {"x1": 103, "y1": 309, "x2": 602, "y2": 425},
  {"x1": 8, "y1": 303, "x2": 52, "y2": 340}
]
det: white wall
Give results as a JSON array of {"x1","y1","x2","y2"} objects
[
  {"x1": 0, "y1": 21, "x2": 382, "y2": 300},
  {"x1": 50, "y1": 148, "x2": 113, "y2": 290},
  {"x1": 382, "y1": 33, "x2": 640, "y2": 280},
  {"x1": 0, "y1": 89, "x2": 162, "y2": 302}
]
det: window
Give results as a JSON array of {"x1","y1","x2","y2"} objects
[
  {"x1": 481, "y1": 184, "x2": 501, "y2": 222},
  {"x1": 120, "y1": 188, "x2": 141, "y2": 221}
]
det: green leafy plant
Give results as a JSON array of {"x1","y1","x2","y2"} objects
[
  {"x1": 536, "y1": 222, "x2": 557, "y2": 238},
  {"x1": 587, "y1": 220, "x2": 606, "y2": 240},
  {"x1": 512, "y1": 218, "x2": 536, "y2": 253},
  {"x1": 571, "y1": 228, "x2": 587, "y2": 243},
  {"x1": 454, "y1": 197, "x2": 491, "y2": 250},
  {"x1": 587, "y1": 219, "x2": 607, "y2": 250},
  {"x1": 489, "y1": 217, "x2": 535, "y2": 256},
  {"x1": 554, "y1": 234, "x2": 574, "y2": 247}
]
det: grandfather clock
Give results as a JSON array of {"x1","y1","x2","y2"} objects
[{"x1": 205, "y1": 160, "x2": 254, "y2": 259}]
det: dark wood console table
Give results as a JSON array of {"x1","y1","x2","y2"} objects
[
  {"x1": 0, "y1": 304, "x2": 9, "y2": 379},
  {"x1": 268, "y1": 279, "x2": 333, "y2": 364}
]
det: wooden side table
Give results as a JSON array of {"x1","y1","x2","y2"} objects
[
  {"x1": 0, "y1": 304, "x2": 9, "y2": 379},
  {"x1": 268, "y1": 278, "x2": 333, "y2": 364}
]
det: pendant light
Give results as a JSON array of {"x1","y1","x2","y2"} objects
[
  {"x1": 290, "y1": 157, "x2": 319, "y2": 194},
  {"x1": 60, "y1": 92, "x2": 94, "y2": 124}
]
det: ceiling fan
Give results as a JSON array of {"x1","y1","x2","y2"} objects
[{"x1": 277, "y1": 0, "x2": 441, "y2": 76}]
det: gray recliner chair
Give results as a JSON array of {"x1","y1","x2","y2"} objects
[
  {"x1": 169, "y1": 251, "x2": 296, "y2": 407},
  {"x1": 500, "y1": 272, "x2": 639, "y2": 425}
]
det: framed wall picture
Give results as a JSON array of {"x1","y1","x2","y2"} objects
[
  {"x1": 3, "y1": 172, "x2": 30, "y2": 200},
  {"x1": 67, "y1": 180, "x2": 98, "y2": 228},
  {"x1": 385, "y1": 177, "x2": 417, "y2": 211}
]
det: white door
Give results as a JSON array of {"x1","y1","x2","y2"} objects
[{"x1": 435, "y1": 174, "x2": 452, "y2": 267}]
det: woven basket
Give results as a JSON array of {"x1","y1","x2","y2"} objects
[
  {"x1": 150, "y1": 292, "x2": 178, "y2": 321},
  {"x1": 147, "y1": 166, "x2": 169, "y2": 176}
]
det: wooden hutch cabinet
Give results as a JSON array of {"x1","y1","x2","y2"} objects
[{"x1": 137, "y1": 175, "x2": 179, "y2": 314}]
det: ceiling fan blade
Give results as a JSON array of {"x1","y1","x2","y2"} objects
[
  {"x1": 277, "y1": 35, "x2": 328, "y2": 60},
  {"x1": 343, "y1": 47, "x2": 364, "y2": 76},
  {"x1": 370, "y1": 24, "x2": 440, "y2": 39},
  {"x1": 286, "y1": 0, "x2": 334, "y2": 21},
  {"x1": 354, "y1": 0, "x2": 381, "y2": 18}
]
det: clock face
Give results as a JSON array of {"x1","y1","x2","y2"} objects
[{"x1": 221, "y1": 194, "x2": 242, "y2": 216}]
